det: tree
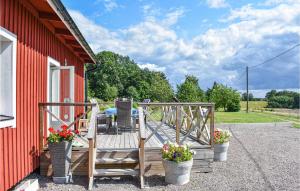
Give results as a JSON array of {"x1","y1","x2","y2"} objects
[
  {"x1": 176, "y1": 75, "x2": 205, "y2": 102},
  {"x1": 265, "y1": 90, "x2": 300, "y2": 108},
  {"x1": 206, "y1": 81, "x2": 218, "y2": 101},
  {"x1": 265, "y1": 90, "x2": 277, "y2": 100},
  {"x1": 267, "y1": 96, "x2": 294, "y2": 108},
  {"x1": 149, "y1": 72, "x2": 174, "y2": 101},
  {"x1": 126, "y1": 86, "x2": 139, "y2": 101},
  {"x1": 87, "y1": 51, "x2": 174, "y2": 102},
  {"x1": 242, "y1": 92, "x2": 254, "y2": 101},
  {"x1": 210, "y1": 84, "x2": 241, "y2": 112},
  {"x1": 102, "y1": 85, "x2": 118, "y2": 101}
]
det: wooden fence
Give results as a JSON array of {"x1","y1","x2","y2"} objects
[{"x1": 138, "y1": 102, "x2": 215, "y2": 147}]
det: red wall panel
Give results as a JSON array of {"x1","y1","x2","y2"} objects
[{"x1": 0, "y1": 0, "x2": 85, "y2": 190}]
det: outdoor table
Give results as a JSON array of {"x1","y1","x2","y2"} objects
[
  {"x1": 104, "y1": 107, "x2": 139, "y2": 131},
  {"x1": 104, "y1": 107, "x2": 138, "y2": 116}
]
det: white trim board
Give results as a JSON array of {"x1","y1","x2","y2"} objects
[{"x1": 0, "y1": 26, "x2": 17, "y2": 128}]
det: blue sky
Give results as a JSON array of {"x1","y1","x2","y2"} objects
[{"x1": 62, "y1": 0, "x2": 300, "y2": 97}]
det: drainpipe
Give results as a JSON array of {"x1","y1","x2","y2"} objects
[
  {"x1": 85, "y1": 63, "x2": 99, "y2": 103},
  {"x1": 84, "y1": 62, "x2": 100, "y2": 117}
]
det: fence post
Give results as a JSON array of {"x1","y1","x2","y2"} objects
[
  {"x1": 176, "y1": 105, "x2": 180, "y2": 144},
  {"x1": 210, "y1": 105, "x2": 215, "y2": 147}
]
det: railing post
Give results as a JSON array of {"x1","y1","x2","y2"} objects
[
  {"x1": 88, "y1": 139, "x2": 94, "y2": 190},
  {"x1": 175, "y1": 105, "x2": 180, "y2": 144},
  {"x1": 138, "y1": 107, "x2": 146, "y2": 188},
  {"x1": 139, "y1": 139, "x2": 145, "y2": 188},
  {"x1": 209, "y1": 105, "x2": 215, "y2": 147}
]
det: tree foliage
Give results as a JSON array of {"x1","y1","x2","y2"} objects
[
  {"x1": 241, "y1": 92, "x2": 254, "y2": 101},
  {"x1": 209, "y1": 83, "x2": 241, "y2": 112},
  {"x1": 176, "y1": 75, "x2": 205, "y2": 102},
  {"x1": 265, "y1": 90, "x2": 299, "y2": 109},
  {"x1": 87, "y1": 51, "x2": 174, "y2": 101}
]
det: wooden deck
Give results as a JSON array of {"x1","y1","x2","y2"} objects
[
  {"x1": 96, "y1": 122, "x2": 203, "y2": 149},
  {"x1": 40, "y1": 102, "x2": 215, "y2": 189}
]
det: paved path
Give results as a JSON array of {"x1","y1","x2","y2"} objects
[{"x1": 35, "y1": 122, "x2": 300, "y2": 191}]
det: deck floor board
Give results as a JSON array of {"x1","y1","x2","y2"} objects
[{"x1": 96, "y1": 122, "x2": 203, "y2": 149}]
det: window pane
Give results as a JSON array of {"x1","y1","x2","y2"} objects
[{"x1": 0, "y1": 40, "x2": 13, "y2": 116}]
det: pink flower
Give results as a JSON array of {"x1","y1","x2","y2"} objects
[{"x1": 163, "y1": 144, "x2": 169, "y2": 151}]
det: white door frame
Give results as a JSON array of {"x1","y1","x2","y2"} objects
[{"x1": 47, "y1": 57, "x2": 60, "y2": 132}]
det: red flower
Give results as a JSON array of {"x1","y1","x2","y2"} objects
[
  {"x1": 59, "y1": 131, "x2": 66, "y2": 138},
  {"x1": 61, "y1": 125, "x2": 68, "y2": 130},
  {"x1": 49, "y1": 127, "x2": 55, "y2": 133}
]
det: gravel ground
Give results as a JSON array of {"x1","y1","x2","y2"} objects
[{"x1": 23, "y1": 122, "x2": 300, "y2": 191}]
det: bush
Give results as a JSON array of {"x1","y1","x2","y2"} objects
[
  {"x1": 293, "y1": 95, "x2": 300, "y2": 109},
  {"x1": 267, "y1": 96, "x2": 294, "y2": 108},
  {"x1": 265, "y1": 90, "x2": 300, "y2": 109}
]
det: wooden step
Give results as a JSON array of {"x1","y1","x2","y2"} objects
[
  {"x1": 96, "y1": 148, "x2": 139, "y2": 159},
  {"x1": 93, "y1": 169, "x2": 139, "y2": 177},
  {"x1": 95, "y1": 157, "x2": 138, "y2": 164}
]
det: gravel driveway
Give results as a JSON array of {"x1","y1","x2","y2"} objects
[{"x1": 34, "y1": 122, "x2": 300, "y2": 191}]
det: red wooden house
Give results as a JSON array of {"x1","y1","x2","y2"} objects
[{"x1": 0, "y1": 0, "x2": 95, "y2": 190}]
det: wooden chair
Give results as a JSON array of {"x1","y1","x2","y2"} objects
[
  {"x1": 115, "y1": 98, "x2": 132, "y2": 134},
  {"x1": 78, "y1": 119, "x2": 89, "y2": 133},
  {"x1": 96, "y1": 113, "x2": 110, "y2": 133}
]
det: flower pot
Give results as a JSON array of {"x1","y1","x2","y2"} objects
[
  {"x1": 162, "y1": 159, "x2": 193, "y2": 185},
  {"x1": 214, "y1": 142, "x2": 229, "y2": 161},
  {"x1": 48, "y1": 141, "x2": 72, "y2": 183}
]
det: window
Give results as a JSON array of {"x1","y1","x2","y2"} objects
[{"x1": 0, "y1": 27, "x2": 17, "y2": 128}]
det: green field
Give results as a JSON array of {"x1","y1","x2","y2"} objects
[
  {"x1": 215, "y1": 111, "x2": 300, "y2": 128},
  {"x1": 240, "y1": 101, "x2": 267, "y2": 111}
]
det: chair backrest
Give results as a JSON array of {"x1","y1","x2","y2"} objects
[
  {"x1": 143, "y1": 99, "x2": 151, "y2": 103},
  {"x1": 115, "y1": 98, "x2": 132, "y2": 127}
]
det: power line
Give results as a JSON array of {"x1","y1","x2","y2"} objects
[{"x1": 249, "y1": 43, "x2": 300, "y2": 69}]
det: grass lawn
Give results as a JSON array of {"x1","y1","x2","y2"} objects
[{"x1": 215, "y1": 111, "x2": 300, "y2": 124}]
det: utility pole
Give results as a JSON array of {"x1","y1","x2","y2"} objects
[{"x1": 246, "y1": 66, "x2": 249, "y2": 113}]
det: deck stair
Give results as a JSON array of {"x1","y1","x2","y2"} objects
[{"x1": 88, "y1": 147, "x2": 143, "y2": 190}]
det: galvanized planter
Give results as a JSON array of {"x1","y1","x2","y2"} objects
[
  {"x1": 162, "y1": 159, "x2": 193, "y2": 185},
  {"x1": 214, "y1": 142, "x2": 229, "y2": 161},
  {"x1": 48, "y1": 141, "x2": 72, "y2": 183}
]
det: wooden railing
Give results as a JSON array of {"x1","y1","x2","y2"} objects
[
  {"x1": 38, "y1": 102, "x2": 97, "y2": 151},
  {"x1": 137, "y1": 107, "x2": 146, "y2": 188},
  {"x1": 87, "y1": 99, "x2": 99, "y2": 190},
  {"x1": 138, "y1": 102, "x2": 215, "y2": 147}
]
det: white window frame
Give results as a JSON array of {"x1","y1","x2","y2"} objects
[{"x1": 0, "y1": 27, "x2": 17, "y2": 128}]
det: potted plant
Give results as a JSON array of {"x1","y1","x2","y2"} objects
[
  {"x1": 213, "y1": 128, "x2": 232, "y2": 161},
  {"x1": 161, "y1": 142, "x2": 195, "y2": 185},
  {"x1": 47, "y1": 125, "x2": 79, "y2": 183}
]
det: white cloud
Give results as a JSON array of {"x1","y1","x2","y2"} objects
[
  {"x1": 69, "y1": 1, "x2": 300, "y2": 90},
  {"x1": 101, "y1": 0, "x2": 119, "y2": 12},
  {"x1": 162, "y1": 8, "x2": 185, "y2": 26},
  {"x1": 138, "y1": 63, "x2": 166, "y2": 72},
  {"x1": 206, "y1": 0, "x2": 229, "y2": 8},
  {"x1": 262, "y1": 0, "x2": 300, "y2": 6}
]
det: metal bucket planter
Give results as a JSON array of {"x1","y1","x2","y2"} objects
[
  {"x1": 162, "y1": 159, "x2": 193, "y2": 185},
  {"x1": 48, "y1": 141, "x2": 72, "y2": 183},
  {"x1": 214, "y1": 142, "x2": 229, "y2": 161}
]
